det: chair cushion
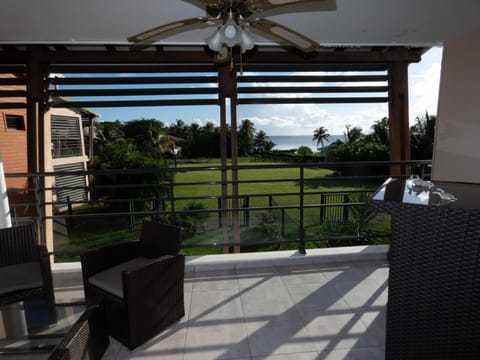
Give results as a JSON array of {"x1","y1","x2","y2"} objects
[
  {"x1": 88, "y1": 257, "x2": 150, "y2": 299},
  {"x1": 0, "y1": 262, "x2": 43, "y2": 295}
]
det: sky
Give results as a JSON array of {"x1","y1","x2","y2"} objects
[{"x1": 91, "y1": 46, "x2": 443, "y2": 136}]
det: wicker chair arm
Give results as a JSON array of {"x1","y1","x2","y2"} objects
[
  {"x1": 122, "y1": 254, "x2": 185, "y2": 302},
  {"x1": 81, "y1": 241, "x2": 140, "y2": 279}
]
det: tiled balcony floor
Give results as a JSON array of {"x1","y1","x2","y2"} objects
[
  {"x1": 2, "y1": 248, "x2": 389, "y2": 360},
  {"x1": 104, "y1": 259, "x2": 389, "y2": 360}
]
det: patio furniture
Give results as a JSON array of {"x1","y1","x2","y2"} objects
[
  {"x1": 80, "y1": 221, "x2": 185, "y2": 350},
  {"x1": 0, "y1": 223, "x2": 56, "y2": 328},
  {"x1": 48, "y1": 304, "x2": 109, "y2": 360},
  {"x1": 369, "y1": 178, "x2": 480, "y2": 359}
]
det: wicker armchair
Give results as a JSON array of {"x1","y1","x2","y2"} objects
[
  {"x1": 80, "y1": 221, "x2": 185, "y2": 350},
  {"x1": 0, "y1": 224, "x2": 56, "y2": 327}
]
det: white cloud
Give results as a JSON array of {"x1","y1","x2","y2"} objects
[
  {"x1": 408, "y1": 47, "x2": 443, "y2": 123},
  {"x1": 239, "y1": 102, "x2": 388, "y2": 135}
]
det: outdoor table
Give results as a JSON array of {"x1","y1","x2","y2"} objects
[
  {"x1": 368, "y1": 177, "x2": 480, "y2": 360},
  {"x1": 0, "y1": 298, "x2": 86, "y2": 355}
]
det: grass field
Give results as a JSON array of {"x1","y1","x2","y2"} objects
[{"x1": 53, "y1": 157, "x2": 390, "y2": 261}]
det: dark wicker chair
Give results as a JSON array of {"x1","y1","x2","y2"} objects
[
  {"x1": 80, "y1": 221, "x2": 185, "y2": 350},
  {"x1": 0, "y1": 224, "x2": 56, "y2": 327},
  {"x1": 48, "y1": 304, "x2": 109, "y2": 360}
]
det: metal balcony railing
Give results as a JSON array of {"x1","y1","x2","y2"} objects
[{"x1": 4, "y1": 160, "x2": 431, "y2": 260}]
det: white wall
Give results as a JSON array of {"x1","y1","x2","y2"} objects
[{"x1": 432, "y1": 27, "x2": 480, "y2": 182}]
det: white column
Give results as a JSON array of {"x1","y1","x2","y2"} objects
[
  {"x1": 0, "y1": 152, "x2": 12, "y2": 229},
  {"x1": 432, "y1": 27, "x2": 480, "y2": 182}
]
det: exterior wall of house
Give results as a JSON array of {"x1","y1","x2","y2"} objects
[
  {"x1": 432, "y1": 27, "x2": 480, "y2": 183},
  {"x1": 0, "y1": 75, "x2": 28, "y2": 194},
  {"x1": 0, "y1": 76, "x2": 92, "y2": 254},
  {"x1": 44, "y1": 107, "x2": 90, "y2": 254}
]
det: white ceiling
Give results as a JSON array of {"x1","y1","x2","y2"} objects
[{"x1": 0, "y1": 0, "x2": 479, "y2": 47}]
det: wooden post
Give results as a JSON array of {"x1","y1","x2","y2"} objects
[
  {"x1": 26, "y1": 54, "x2": 48, "y2": 248},
  {"x1": 219, "y1": 96, "x2": 229, "y2": 253},
  {"x1": 26, "y1": 58, "x2": 46, "y2": 177},
  {"x1": 218, "y1": 62, "x2": 240, "y2": 253},
  {"x1": 388, "y1": 62, "x2": 411, "y2": 177}
]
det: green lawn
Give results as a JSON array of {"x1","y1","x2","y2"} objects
[{"x1": 54, "y1": 158, "x2": 390, "y2": 261}]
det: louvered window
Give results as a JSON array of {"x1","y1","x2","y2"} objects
[
  {"x1": 51, "y1": 115, "x2": 83, "y2": 158},
  {"x1": 6, "y1": 115, "x2": 25, "y2": 130},
  {"x1": 54, "y1": 163, "x2": 87, "y2": 205}
]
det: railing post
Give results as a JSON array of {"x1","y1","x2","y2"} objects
[
  {"x1": 218, "y1": 198, "x2": 222, "y2": 227},
  {"x1": 299, "y1": 166, "x2": 306, "y2": 254},
  {"x1": 320, "y1": 193, "x2": 326, "y2": 223},
  {"x1": 128, "y1": 200, "x2": 135, "y2": 232},
  {"x1": 281, "y1": 208, "x2": 286, "y2": 238},
  {"x1": 169, "y1": 172, "x2": 176, "y2": 222},
  {"x1": 343, "y1": 194, "x2": 349, "y2": 222},
  {"x1": 152, "y1": 199, "x2": 160, "y2": 222},
  {"x1": 67, "y1": 196, "x2": 73, "y2": 215},
  {"x1": 420, "y1": 163, "x2": 425, "y2": 179},
  {"x1": 244, "y1": 196, "x2": 250, "y2": 226}
]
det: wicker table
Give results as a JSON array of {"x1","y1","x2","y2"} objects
[{"x1": 369, "y1": 178, "x2": 480, "y2": 360}]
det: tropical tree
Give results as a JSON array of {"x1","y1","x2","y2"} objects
[
  {"x1": 91, "y1": 119, "x2": 174, "y2": 209},
  {"x1": 93, "y1": 120, "x2": 125, "y2": 153},
  {"x1": 297, "y1": 146, "x2": 313, "y2": 156},
  {"x1": 253, "y1": 130, "x2": 275, "y2": 154},
  {"x1": 123, "y1": 119, "x2": 170, "y2": 159},
  {"x1": 410, "y1": 112, "x2": 436, "y2": 159},
  {"x1": 367, "y1": 117, "x2": 389, "y2": 145},
  {"x1": 343, "y1": 124, "x2": 364, "y2": 145},
  {"x1": 312, "y1": 126, "x2": 330, "y2": 149},
  {"x1": 169, "y1": 119, "x2": 188, "y2": 139},
  {"x1": 237, "y1": 119, "x2": 256, "y2": 156},
  {"x1": 91, "y1": 140, "x2": 169, "y2": 208},
  {"x1": 327, "y1": 124, "x2": 388, "y2": 166}
]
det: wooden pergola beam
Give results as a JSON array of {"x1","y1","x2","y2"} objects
[
  {"x1": 388, "y1": 62, "x2": 411, "y2": 176},
  {"x1": 0, "y1": 45, "x2": 424, "y2": 65}
]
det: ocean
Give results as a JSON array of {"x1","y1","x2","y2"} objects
[{"x1": 269, "y1": 135, "x2": 343, "y2": 151}]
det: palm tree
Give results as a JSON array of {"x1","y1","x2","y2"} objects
[
  {"x1": 238, "y1": 119, "x2": 256, "y2": 156},
  {"x1": 312, "y1": 126, "x2": 330, "y2": 149},
  {"x1": 410, "y1": 112, "x2": 436, "y2": 159},
  {"x1": 343, "y1": 124, "x2": 363, "y2": 145},
  {"x1": 369, "y1": 117, "x2": 389, "y2": 145},
  {"x1": 254, "y1": 130, "x2": 275, "y2": 153}
]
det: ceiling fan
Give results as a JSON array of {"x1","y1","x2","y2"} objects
[{"x1": 128, "y1": 0, "x2": 336, "y2": 54}]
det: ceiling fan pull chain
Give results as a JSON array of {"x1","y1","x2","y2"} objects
[
  {"x1": 230, "y1": 47, "x2": 234, "y2": 71},
  {"x1": 240, "y1": 50, "x2": 244, "y2": 74}
]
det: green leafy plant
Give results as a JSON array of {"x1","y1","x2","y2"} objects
[
  {"x1": 256, "y1": 211, "x2": 281, "y2": 242},
  {"x1": 348, "y1": 191, "x2": 377, "y2": 240},
  {"x1": 179, "y1": 201, "x2": 209, "y2": 236}
]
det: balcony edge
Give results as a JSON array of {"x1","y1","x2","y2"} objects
[{"x1": 52, "y1": 245, "x2": 389, "y2": 284}]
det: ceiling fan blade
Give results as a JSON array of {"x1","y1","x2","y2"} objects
[
  {"x1": 251, "y1": 18, "x2": 319, "y2": 52},
  {"x1": 128, "y1": 17, "x2": 209, "y2": 43},
  {"x1": 247, "y1": 0, "x2": 336, "y2": 13}
]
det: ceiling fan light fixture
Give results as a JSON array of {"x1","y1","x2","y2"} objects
[
  {"x1": 223, "y1": 23, "x2": 238, "y2": 39},
  {"x1": 239, "y1": 29, "x2": 256, "y2": 53},
  {"x1": 206, "y1": 28, "x2": 223, "y2": 51},
  {"x1": 206, "y1": 10, "x2": 256, "y2": 53}
]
